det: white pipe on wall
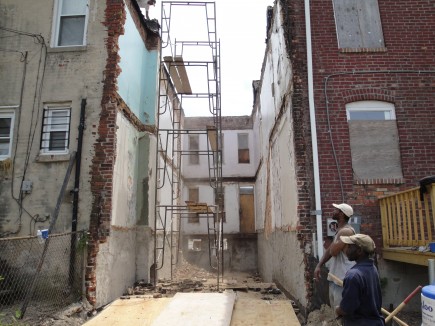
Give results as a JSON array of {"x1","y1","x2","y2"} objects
[{"x1": 304, "y1": 0, "x2": 323, "y2": 258}]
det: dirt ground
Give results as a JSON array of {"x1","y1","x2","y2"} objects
[{"x1": 15, "y1": 258, "x2": 423, "y2": 326}]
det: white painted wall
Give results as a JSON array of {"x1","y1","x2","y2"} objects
[
  {"x1": 181, "y1": 182, "x2": 241, "y2": 234},
  {"x1": 182, "y1": 129, "x2": 256, "y2": 178},
  {"x1": 254, "y1": 2, "x2": 308, "y2": 307}
]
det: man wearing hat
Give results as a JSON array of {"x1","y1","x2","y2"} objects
[
  {"x1": 314, "y1": 203, "x2": 356, "y2": 310},
  {"x1": 336, "y1": 234, "x2": 384, "y2": 325}
]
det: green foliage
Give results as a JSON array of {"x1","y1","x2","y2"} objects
[{"x1": 77, "y1": 231, "x2": 88, "y2": 252}]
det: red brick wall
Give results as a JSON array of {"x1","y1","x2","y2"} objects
[
  {"x1": 308, "y1": 0, "x2": 435, "y2": 222},
  {"x1": 282, "y1": 0, "x2": 435, "y2": 308},
  {"x1": 86, "y1": 0, "x2": 126, "y2": 307}
]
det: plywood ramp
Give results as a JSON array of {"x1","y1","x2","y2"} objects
[
  {"x1": 231, "y1": 293, "x2": 301, "y2": 326},
  {"x1": 151, "y1": 291, "x2": 236, "y2": 326},
  {"x1": 83, "y1": 297, "x2": 171, "y2": 326}
]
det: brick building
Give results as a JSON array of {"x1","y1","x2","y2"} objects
[
  {"x1": 0, "y1": 0, "x2": 163, "y2": 309},
  {"x1": 254, "y1": 0, "x2": 435, "y2": 313}
]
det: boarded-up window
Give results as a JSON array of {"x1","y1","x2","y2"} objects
[
  {"x1": 188, "y1": 134, "x2": 199, "y2": 165},
  {"x1": 238, "y1": 133, "x2": 250, "y2": 164},
  {"x1": 188, "y1": 188, "x2": 199, "y2": 223},
  {"x1": 332, "y1": 0, "x2": 385, "y2": 49},
  {"x1": 347, "y1": 101, "x2": 403, "y2": 181}
]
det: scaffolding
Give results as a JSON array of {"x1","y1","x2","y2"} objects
[{"x1": 153, "y1": 1, "x2": 224, "y2": 288}]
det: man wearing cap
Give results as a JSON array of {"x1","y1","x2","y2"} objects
[
  {"x1": 336, "y1": 234, "x2": 384, "y2": 325},
  {"x1": 314, "y1": 203, "x2": 356, "y2": 310}
]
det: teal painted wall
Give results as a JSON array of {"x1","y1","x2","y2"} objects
[{"x1": 118, "y1": 6, "x2": 158, "y2": 125}]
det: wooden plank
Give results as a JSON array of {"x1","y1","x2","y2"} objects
[
  {"x1": 230, "y1": 295, "x2": 300, "y2": 326},
  {"x1": 411, "y1": 189, "x2": 419, "y2": 246},
  {"x1": 163, "y1": 56, "x2": 184, "y2": 95},
  {"x1": 424, "y1": 197, "x2": 432, "y2": 241},
  {"x1": 151, "y1": 292, "x2": 236, "y2": 326},
  {"x1": 404, "y1": 192, "x2": 411, "y2": 245},
  {"x1": 380, "y1": 200, "x2": 389, "y2": 248},
  {"x1": 383, "y1": 248, "x2": 435, "y2": 267},
  {"x1": 173, "y1": 56, "x2": 192, "y2": 94},
  {"x1": 83, "y1": 297, "x2": 171, "y2": 326},
  {"x1": 417, "y1": 194, "x2": 426, "y2": 245},
  {"x1": 207, "y1": 126, "x2": 218, "y2": 152}
]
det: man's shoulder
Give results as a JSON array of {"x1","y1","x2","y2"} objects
[{"x1": 336, "y1": 226, "x2": 355, "y2": 236}]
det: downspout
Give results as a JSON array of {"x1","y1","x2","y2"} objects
[
  {"x1": 304, "y1": 0, "x2": 323, "y2": 258},
  {"x1": 69, "y1": 98, "x2": 86, "y2": 285}
]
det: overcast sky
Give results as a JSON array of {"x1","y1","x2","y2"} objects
[{"x1": 149, "y1": 0, "x2": 273, "y2": 117}]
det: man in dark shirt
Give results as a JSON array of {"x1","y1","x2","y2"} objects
[{"x1": 336, "y1": 234, "x2": 385, "y2": 326}]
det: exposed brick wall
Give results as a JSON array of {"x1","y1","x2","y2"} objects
[
  {"x1": 279, "y1": 0, "x2": 316, "y2": 308},
  {"x1": 282, "y1": 0, "x2": 435, "y2": 309},
  {"x1": 86, "y1": 0, "x2": 126, "y2": 307}
]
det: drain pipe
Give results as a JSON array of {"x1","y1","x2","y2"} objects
[
  {"x1": 69, "y1": 98, "x2": 86, "y2": 285},
  {"x1": 304, "y1": 0, "x2": 323, "y2": 258}
]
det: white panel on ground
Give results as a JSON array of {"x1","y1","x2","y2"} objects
[{"x1": 151, "y1": 291, "x2": 236, "y2": 326}]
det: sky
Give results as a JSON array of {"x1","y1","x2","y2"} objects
[{"x1": 148, "y1": 0, "x2": 273, "y2": 117}]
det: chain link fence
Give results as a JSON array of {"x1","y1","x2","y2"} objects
[{"x1": 0, "y1": 231, "x2": 86, "y2": 324}]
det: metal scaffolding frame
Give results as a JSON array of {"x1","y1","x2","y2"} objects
[{"x1": 153, "y1": 1, "x2": 224, "y2": 288}]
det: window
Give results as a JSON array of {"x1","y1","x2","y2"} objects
[
  {"x1": 0, "y1": 111, "x2": 14, "y2": 160},
  {"x1": 332, "y1": 0, "x2": 385, "y2": 50},
  {"x1": 40, "y1": 106, "x2": 71, "y2": 154},
  {"x1": 188, "y1": 188, "x2": 200, "y2": 223},
  {"x1": 53, "y1": 0, "x2": 88, "y2": 47},
  {"x1": 238, "y1": 133, "x2": 250, "y2": 164},
  {"x1": 346, "y1": 101, "x2": 402, "y2": 180},
  {"x1": 188, "y1": 134, "x2": 199, "y2": 165}
]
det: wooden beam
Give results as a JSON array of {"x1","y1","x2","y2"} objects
[{"x1": 382, "y1": 248, "x2": 435, "y2": 266}]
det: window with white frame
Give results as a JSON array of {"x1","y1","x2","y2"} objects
[
  {"x1": 40, "y1": 106, "x2": 71, "y2": 154},
  {"x1": 346, "y1": 101, "x2": 402, "y2": 181},
  {"x1": 0, "y1": 111, "x2": 15, "y2": 160},
  {"x1": 53, "y1": 0, "x2": 89, "y2": 47},
  {"x1": 332, "y1": 0, "x2": 385, "y2": 50}
]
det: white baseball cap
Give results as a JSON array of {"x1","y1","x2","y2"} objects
[{"x1": 332, "y1": 203, "x2": 353, "y2": 217}]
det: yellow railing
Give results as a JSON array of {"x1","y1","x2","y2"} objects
[{"x1": 380, "y1": 184, "x2": 435, "y2": 248}]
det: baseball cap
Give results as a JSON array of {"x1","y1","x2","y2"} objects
[
  {"x1": 332, "y1": 203, "x2": 353, "y2": 217},
  {"x1": 340, "y1": 234, "x2": 376, "y2": 254}
]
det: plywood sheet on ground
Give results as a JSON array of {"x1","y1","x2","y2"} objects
[
  {"x1": 151, "y1": 291, "x2": 236, "y2": 326},
  {"x1": 83, "y1": 296, "x2": 171, "y2": 326},
  {"x1": 231, "y1": 295, "x2": 300, "y2": 326}
]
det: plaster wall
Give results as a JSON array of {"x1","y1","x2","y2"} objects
[
  {"x1": 182, "y1": 182, "x2": 240, "y2": 234},
  {"x1": 0, "y1": 0, "x2": 106, "y2": 236},
  {"x1": 95, "y1": 227, "x2": 136, "y2": 306},
  {"x1": 182, "y1": 129, "x2": 256, "y2": 179},
  {"x1": 254, "y1": 2, "x2": 307, "y2": 307},
  {"x1": 112, "y1": 112, "x2": 140, "y2": 227}
]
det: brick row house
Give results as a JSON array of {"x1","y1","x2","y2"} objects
[
  {"x1": 0, "y1": 0, "x2": 165, "y2": 310},
  {"x1": 254, "y1": 0, "x2": 435, "y2": 314}
]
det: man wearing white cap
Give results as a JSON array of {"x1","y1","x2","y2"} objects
[
  {"x1": 336, "y1": 234, "x2": 384, "y2": 325},
  {"x1": 314, "y1": 203, "x2": 356, "y2": 310}
]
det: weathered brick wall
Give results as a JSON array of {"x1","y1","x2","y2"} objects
[
  {"x1": 279, "y1": 0, "x2": 316, "y2": 305},
  {"x1": 281, "y1": 0, "x2": 435, "y2": 308},
  {"x1": 308, "y1": 0, "x2": 435, "y2": 234}
]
